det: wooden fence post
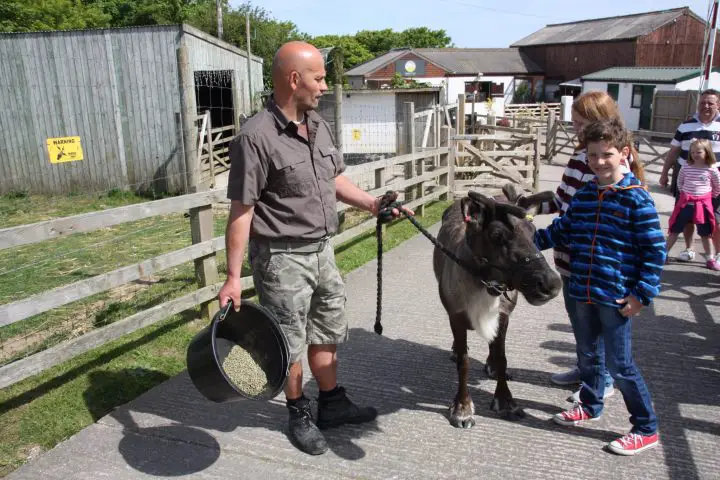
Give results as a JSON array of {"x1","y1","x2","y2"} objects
[
  {"x1": 457, "y1": 93, "x2": 466, "y2": 135},
  {"x1": 190, "y1": 204, "x2": 219, "y2": 320},
  {"x1": 403, "y1": 102, "x2": 416, "y2": 204},
  {"x1": 177, "y1": 41, "x2": 200, "y2": 194},
  {"x1": 334, "y1": 83, "x2": 343, "y2": 156},
  {"x1": 533, "y1": 128, "x2": 541, "y2": 192},
  {"x1": 546, "y1": 110, "x2": 556, "y2": 163},
  {"x1": 207, "y1": 113, "x2": 215, "y2": 189},
  {"x1": 448, "y1": 127, "x2": 460, "y2": 200},
  {"x1": 440, "y1": 126, "x2": 454, "y2": 200},
  {"x1": 434, "y1": 104, "x2": 441, "y2": 167}
]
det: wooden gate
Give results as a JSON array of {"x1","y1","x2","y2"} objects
[
  {"x1": 451, "y1": 125, "x2": 540, "y2": 197},
  {"x1": 547, "y1": 120, "x2": 577, "y2": 158},
  {"x1": 197, "y1": 110, "x2": 235, "y2": 188},
  {"x1": 651, "y1": 90, "x2": 698, "y2": 134}
]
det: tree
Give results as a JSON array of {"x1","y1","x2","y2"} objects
[
  {"x1": 311, "y1": 35, "x2": 373, "y2": 83},
  {"x1": 397, "y1": 27, "x2": 452, "y2": 49},
  {"x1": 184, "y1": 2, "x2": 308, "y2": 89},
  {"x1": 0, "y1": 0, "x2": 110, "y2": 32},
  {"x1": 355, "y1": 29, "x2": 399, "y2": 56}
]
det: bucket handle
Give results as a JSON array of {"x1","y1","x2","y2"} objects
[{"x1": 216, "y1": 299, "x2": 234, "y2": 323}]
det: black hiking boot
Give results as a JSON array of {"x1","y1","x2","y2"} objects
[
  {"x1": 287, "y1": 398, "x2": 328, "y2": 455},
  {"x1": 316, "y1": 386, "x2": 378, "y2": 430}
]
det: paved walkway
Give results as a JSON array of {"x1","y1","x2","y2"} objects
[{"x1": 7, "y1": 160, "x2": 720, "y2": 480}]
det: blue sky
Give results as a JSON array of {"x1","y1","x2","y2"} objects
[{"x1": 235, "y1": 1, "x2": 714, "y2": 48}]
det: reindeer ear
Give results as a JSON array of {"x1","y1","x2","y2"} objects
[
  {"x1": 462, "y1": 191, "x2": 493, "y2": 224},
  {"x1": 502, "y1": 183, "x2": 520, "y2": 203},
  {"x1": 517, "y1": 190, "x2": 555, "y2": 213}
]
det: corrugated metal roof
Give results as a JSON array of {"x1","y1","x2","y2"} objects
[
  {"x1": 345, "y1": 48, "x2": 542, "y2": 77},
  {"x1": 511, "y1": 7, "x2": 696, "y2": 47},
  {"x1": 580, "y1": 66, "x2": 713, "y2": 83}
]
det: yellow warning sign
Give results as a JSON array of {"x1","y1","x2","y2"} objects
[
  {"x1": 47, "y1": 136, "x2": 84, "y2": 164},
  {"x1": 352, "y1": 129, "x2": 361, "y2": 141}
]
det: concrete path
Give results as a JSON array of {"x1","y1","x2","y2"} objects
[{"x1": 7, "y1": 159, "x2": 720, "y2": 480}]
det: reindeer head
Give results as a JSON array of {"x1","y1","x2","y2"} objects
[{"x1": 460, "y1": 185, "x2": 562, "y2": 306}]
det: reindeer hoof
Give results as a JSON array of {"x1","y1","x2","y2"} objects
[
  {"x1": 484, "y1": 363, "x2": 514, "y2": 381},
  {"x1": 449, "y1": 401, "x2": 475, "y2": 429},
  {"x1": 490, "y1": 397, "x2": 526, "y2": 421},
  {"x1": 450, "y1": 415, "x2": 476, "y2": 429}
]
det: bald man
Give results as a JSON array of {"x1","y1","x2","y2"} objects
[{"x1": 219, "y1": 41, "x2": 411, "y2": 455}]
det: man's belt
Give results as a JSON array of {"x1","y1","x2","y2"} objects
[{"x1": 267, "y1": 237, "x2": 330, "y2": 253}]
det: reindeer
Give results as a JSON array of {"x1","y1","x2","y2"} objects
[{"x1": 433, "y1": 184, "x2": 562, "y2": 427}]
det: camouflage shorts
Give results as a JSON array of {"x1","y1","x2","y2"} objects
[{"x1": 248, "y1": 238, "x2": 348, "y2": 363}]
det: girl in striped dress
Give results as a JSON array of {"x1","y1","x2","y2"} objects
[{"x1": 666, "y1": 138, "x2": 720, "y2": 270}]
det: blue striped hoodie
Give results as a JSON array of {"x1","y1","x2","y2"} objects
[{"x1": 534, "y1": 172, "x2": 667, "y2": 308}]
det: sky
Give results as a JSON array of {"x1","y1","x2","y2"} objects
[{"x1": 234, "y1": 1, "x2": 715, "y2": 48}]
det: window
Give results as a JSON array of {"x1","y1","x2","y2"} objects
[
  {"x1": 491, "y1": 82, "x2": 505, "y2": 96},
  {"x1": 464, "y1": 81, "x2": 504, "y2": 101},
  {"x1": 607, "y1": 83, "x2": 619, "y2": 101},
  {"x1": 631, "y1": 85, "x2": 643, "y2": 108}
]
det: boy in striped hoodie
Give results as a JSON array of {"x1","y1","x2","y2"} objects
[{"x1": 534, "y1": 118, "x2": 666, "y2": 456}]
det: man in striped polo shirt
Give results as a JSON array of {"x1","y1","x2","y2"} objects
[{"x1": 660, "y1": 89, "x2": 720, "y2": 263}]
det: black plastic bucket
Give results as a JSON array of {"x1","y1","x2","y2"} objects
[{"x1": 186, "y1": 299, "x2": 290, "y2": 403}]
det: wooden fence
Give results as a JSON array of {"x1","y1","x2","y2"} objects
[
  {"x1": 0, "y1": 144, "x2": 457, "y2": 389},
  {"x1": 544, "y1": 112, "x2": 673, "y2": 170},
  {"x1": 410, "y1": 102, "x2": 458, "y2": 150},
  {"x1": 505, "y1": 102, "x2": 561, "y2": 120},
  {"x1": 451, "y1": 98, "x2": 540, "y2": 197}
]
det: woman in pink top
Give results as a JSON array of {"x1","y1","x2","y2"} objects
[{"x1": 667, "y1": 138, "x2": 720, "y2": 270}]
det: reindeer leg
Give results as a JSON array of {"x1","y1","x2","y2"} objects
[
  {"x1": 488, "y1": 312, "x2": 526, "y2": 421},
  {"x1": 485, "y1": 336, "x2": 513, "y2": 381},
  {"x1": 449, "y1": 315, "x2": 475, "y2": 429}
]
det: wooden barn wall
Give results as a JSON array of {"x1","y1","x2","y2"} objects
[
  {"x1": 0, "y1": 26, "x2": 263, "y2": 196},
  {"x1": 0, "y1": 26, "x2": 184, "y2": 196},
  {"x1": 636, "y1": 13, "x2": 720, "y2": 67},
  {"x1": 183, "y1": 27, "x2": 264, "y2": 117},
  {"x1": 519, "y1": 41, "x2": 636, "y2": 82}
]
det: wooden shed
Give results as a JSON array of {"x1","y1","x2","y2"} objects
[
  {"x1": 511, "y1": 7, "x2": 719, "y2": 100},
  {"x1": 0, "y1": 24, "x2": 264, "y2": 196}
]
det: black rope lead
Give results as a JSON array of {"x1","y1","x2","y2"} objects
[{"x1": 375, "y1": 191, "x2": 399, "y2": 336}]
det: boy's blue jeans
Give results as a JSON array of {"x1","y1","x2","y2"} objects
[
  {"x1": 562, "y1": 278, "x2": 613, "y2": 389},
  {"x1": 569, "y1": 298, "x2": 658, "y2": 435}
]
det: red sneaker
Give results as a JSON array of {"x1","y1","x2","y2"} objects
[
  {"x1": 607, "y1": 432, "x2": 659, "y2": 456},
  {"x1": 552, "y1": 405, "x2": 599, "y2": 426}
]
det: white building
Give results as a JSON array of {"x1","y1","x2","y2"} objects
[
  {"x1": 345, "y1": 48, "x2": 545, "y2": 117},
  {"x1": 316, "y1": 88, "x2": 441, "y2": 156},
  {"x1": 580, "y1": 66, "x2": 720, "y2": 131}
]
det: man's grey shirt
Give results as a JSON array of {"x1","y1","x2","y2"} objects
[{"x1": 227, "y1": 97, "x2": 346, "y2": 241}]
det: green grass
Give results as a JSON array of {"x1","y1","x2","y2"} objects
[
  {"x1": 0, "y1": 189, "x2": 167, "y2": 229},
  {"x1": 0, "y1": 197, "x2": 451, "y2": 477}
]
